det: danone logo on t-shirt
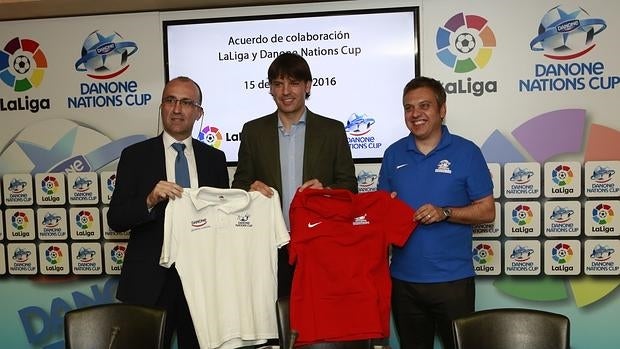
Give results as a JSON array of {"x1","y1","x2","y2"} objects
[{"x1": 191, "y1": 218, "x2": 207, "y2": 228}]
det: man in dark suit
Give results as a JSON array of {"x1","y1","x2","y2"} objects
[
  {"x1": 108, "y1": 76, "x2": 229, "y2": 349},
  {"x1": 232, "y1": 53, "x2": 357, "y2": 298}
]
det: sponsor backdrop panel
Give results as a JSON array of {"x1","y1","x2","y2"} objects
[
  {"x1": 0, "y1": 12, "x2": 163, "y2": 349},
  {"x1": 0, "y1": 12, "x2": 163, "y2": 142},
  {"x1": 423, "y1": 1, "x2": 619, "y2": 349},
  {"x1": 0, "y1": 0, "x2": 619, "y2": 348}
]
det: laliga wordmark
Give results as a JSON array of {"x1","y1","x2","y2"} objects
[
  {"x1": 0, "y1": 95, "x2": 50, "y2": 113},
  {"x1": 442, "y1": 78, "x2": 498, "y2": 97},
  {"x1": 67, "y1": 80, "x2": 152, "y2": 108}
]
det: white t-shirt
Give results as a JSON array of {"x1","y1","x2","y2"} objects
[{"x1": 161, "y1": 187, "x2": 289, "y2": 349}]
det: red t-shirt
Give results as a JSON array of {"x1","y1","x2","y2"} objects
[{"x1": 289, "y1": 188, "x2": 417, "y2": 345}]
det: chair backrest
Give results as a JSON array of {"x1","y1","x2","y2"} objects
[
  {"x1": 297, "y1": 340, "x2": 373, "y2": 349},
  {"x1": 452, "y1": 308, "x2": 570, "y2": 349},
  {"x1": 276, "y1": 297, "x2": 293, "y2": 349},
  {"x1": 64, "y1": 303, "x2": 166, "y2": 349}
]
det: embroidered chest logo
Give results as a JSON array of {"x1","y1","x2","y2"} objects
[
  {"x1": 353, "y1": 214, "x2": 370, "y2": 226},
  {"x1": 191, "y1": 217, "x2": 209, "y2": 231},
  {"x1": 396, "y1": 163, "x2": 408, "y2": 169},
  {"x1": 307, "y1": 221, "x2": 322, "y2": 228},
  {"x1": 235, "y1": 212, "x2": 253, "y2": 227},
  {"x1": 435, "y1": 159, "x2": 452, "y2": 174}
]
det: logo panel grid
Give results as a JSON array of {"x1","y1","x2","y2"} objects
[{"x1": 472, "y1": 160, "x2": 620, "y2": 276}]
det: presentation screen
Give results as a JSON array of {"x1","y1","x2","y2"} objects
[{"x1": 164, "y1": 7, "x2": 420, "y2": 164}]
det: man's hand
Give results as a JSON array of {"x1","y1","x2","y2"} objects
[
  {"x1": 298, "y1": 178, "x2": 324, "y2": 191},
  {"x1": 146, "y1": 180, "x2": 184, "y2": 209},
  {"x1": 249, "y1": 180, "x2": 274, "y2": 198},
  {"x1": 414, "y1": 203, "x2": 445, "y2": 224}
]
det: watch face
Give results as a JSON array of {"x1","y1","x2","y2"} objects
[{"x1": 443, "y1": 208, "x2": 451, "y2": 217}]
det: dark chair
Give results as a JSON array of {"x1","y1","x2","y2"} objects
[
  {"x1": 276, "y1": 297, "x2": 374, "y2": 349},
  {"x1": 64, "y1": 303, "x2": 166, "y2": 349},
  {"x1": 452, "y1": 308, "x2": 570, "y2": 349}
]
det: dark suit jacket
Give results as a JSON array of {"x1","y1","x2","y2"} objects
[
  {"x1": 232, "y1": 109, "x2": 357, "y2": 197},
  {"x1": 107, "y1": 134, "x2": 229, "y2": 305}
]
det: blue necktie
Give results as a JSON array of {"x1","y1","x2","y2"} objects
[{"x1": 172, "y1": 143, "x2": 190, "y2": 188}]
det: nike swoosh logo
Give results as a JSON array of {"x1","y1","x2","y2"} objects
[
  {"x1": 396, "y1": 163, "x2": 408, "y2": 169},
  {"x1": 308, "y1": 222, "x2": 322, "y2": 228}
]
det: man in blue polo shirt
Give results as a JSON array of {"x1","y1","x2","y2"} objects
[{"x1": 378, "y1": 76, "x2": 495, "y2": 349}]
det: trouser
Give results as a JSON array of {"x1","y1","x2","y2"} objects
[
  {"x1": 157, "y1": 266, "x2": 200, "y2": 349},
  {"x1": 391, "y1": 277, "x2": 475, "y2": 349}
]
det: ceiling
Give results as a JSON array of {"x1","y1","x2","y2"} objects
[{"x1": 0, "y1": 0, "x2": 338, "y2": 22}]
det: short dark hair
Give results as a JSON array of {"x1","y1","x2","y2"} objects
[
  {"x1": 403, "y1": 76, "x2": 446, "y2": 107},
  {"x1": 268, "y1": 52, "x2": 312, "y2": 84},
  {"x1": 168, "y1": 76, "x2": 203, "y2": 105}
]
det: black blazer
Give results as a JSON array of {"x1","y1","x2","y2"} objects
[{"x1": 107, "y1": 134, "x2": 229, "y2": 305}]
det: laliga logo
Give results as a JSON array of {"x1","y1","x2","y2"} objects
[
  {"x1": 41, "y1": 175, "x2": 59, "y2": 195},
  {"x1": 551, "y1": 164, "x2": 573, "y2": 186},
  {"x1": 110, "y1": 245, "x2": 126, "y2": 264},
  {"x1": 198, "y1": 125, "x2": 223, "y2": 148},
  {"x1": 106, "y1": 174, "x2": 116, "y2": 192},
  {"x1": 530, "y1": 5, "x2": 606, "y2": 60},
  {"x1": 75, "y1": 210, "x2": 94, "y2": 229},
  {"x1": 75, "y1": 30, "x2": 138, "y2": 79},
  {"x1": 12, "y1": 211, "x2": 29, "y2": 230},
  {"x1": 473, "y1": 243, "x2": 494, "y2": 264},
  {"x1": 512, "y1": 204, "x2": 533, "y2": 226},
  {"x1": 551, "y1": 243, "x2": 573, "y2": 264},
  {"x1": 592, "y1": 203, "x2": 614, "y2": 225},
  {"x1": 0, "y1": 37, "x2": 47, "y2": 92},
  {"x1": 45, "y1": 246, "x2": 63, "y2": 265},
  {"x1": 435, "y1": 12, "x2": 496, "y2": 73}
]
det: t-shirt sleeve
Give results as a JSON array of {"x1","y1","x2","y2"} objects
[
  {"x1": 467, "y1": 146, "x2": 494, "y2": 200},
  {"x1": 382, "y1": 192, "x2": 417, "y2": 247}
]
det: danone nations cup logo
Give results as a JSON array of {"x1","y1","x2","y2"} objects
[
  {"x1": 530, "y1": 5, "x2": 606, "y2": 60},
  {"x1": 74, "y1": 30, "x2": 138, "y2": 79}
]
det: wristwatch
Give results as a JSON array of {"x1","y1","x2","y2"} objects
[{"x1": 442, "y1": 207, "x2": 452, "y2": 219}]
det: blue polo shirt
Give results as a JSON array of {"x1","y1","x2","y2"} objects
[{"x1": 378, "y1": 126, "x2": 493, "y2": 283}]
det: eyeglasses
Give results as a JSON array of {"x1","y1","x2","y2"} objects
[{"x1": 162, "y1": 96, "x2": 201, "y2": 109}]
